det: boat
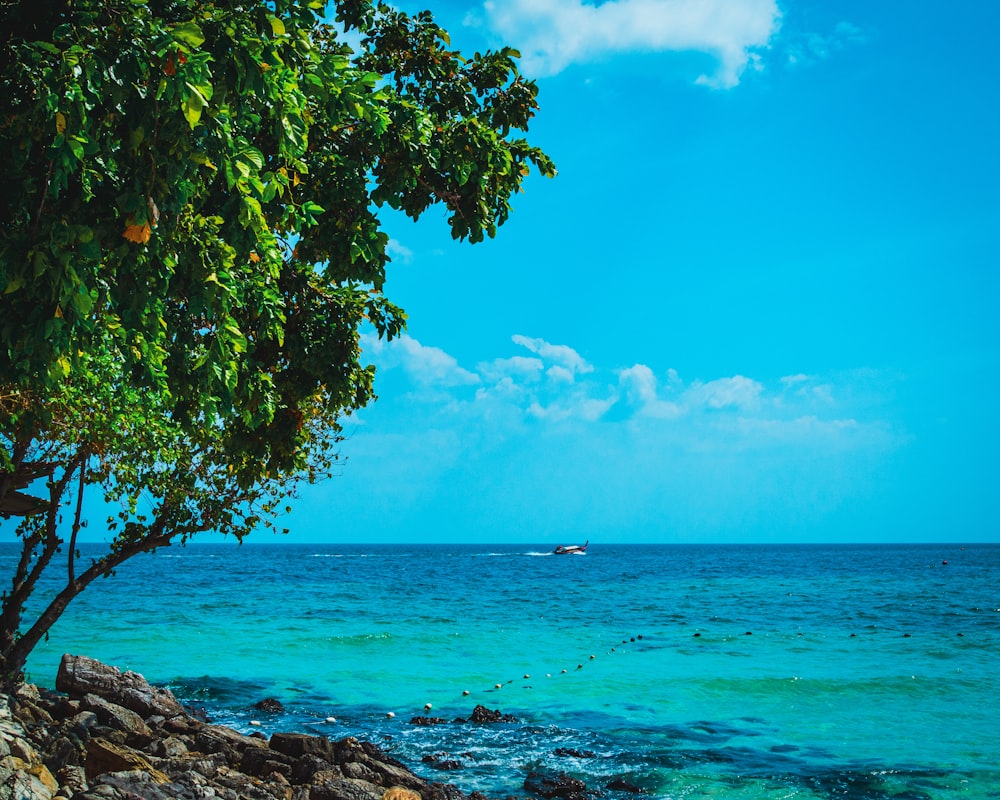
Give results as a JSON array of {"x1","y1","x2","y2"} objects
[{"x1": 553, "y1": 540, "x2": 588, "y2": 555}]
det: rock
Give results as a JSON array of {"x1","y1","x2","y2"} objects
[
  {"x1": 308, "y1": 777, "x2": 384, "y2": 800},
  {"x1": 84, "y1": 738, "x2": 170, "y2": 785},
  {"x1": 409, "y1": 716, "x2": 448, "y2": 726},
  {"x1": 57, "y1": 764, "x2": 89, "y2": 795},
  {"x1": 241, "y1": 744, "x2": 294, "y2": 779},
  {"x1": 468, "y1": 705, "x2": 518, "y2": 724},
  {"x1": 67, "y1": 710, "x2": 100, "y2": 740},
  {"x1": 56, "y1": 655, "x2": 186, "y2": 720},
  {"x1": 148, "y1": 735, "x2": 189, "y2": 758},
  {"x1": 553, "y1": 748, "x2": 597, "y2": 759},
  {"x1": 42, "y1": 733, "x2": 81, "y2": 772},
  {"x1": 0, "y1": 760, "x2": 56, "y2": 800},
  {"x1": 195, "y1": 724, "x2": 260, "y2": 763},
  {"x1": 430, "y1": 760, "x2": 463, "y2": 772},
  {"x1": 87, "y1": 769, "x2": 198, "y2": 800},
  {"x1": 80, "y1": 693, "x2": 153, "y2": 744},
  {"x1": 523, "y1": 771, "x2": 591, "y2": 800},
  {"x1": 254, "y1": 698, "x2": 286, "y2": 714},
  {"x1": 268, "y1": 732, "x2": 336, "y2": 762},
  {"x1": 605, "y1": 778, "x2": 645, "y2": 793},
  {"x1": 342, "y1": 760, "x2": 380, "y2": 782},
  {"x1": 289, "y1": 753, "x2": 339, "y2": 784},
  {"x1": 8, "y1": 654, "x2": 490, "y2": 800}
]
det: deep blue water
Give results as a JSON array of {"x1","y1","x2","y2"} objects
[{"x1": 4, "y1": 541, "x2": 999, "y2": 799}]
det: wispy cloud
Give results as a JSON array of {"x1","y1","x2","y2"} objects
[
  {"x1": 361, "y1": 332, "x2": 895, "y2": 453},
  {"x1": 333, "y1": 332, "x2": 906, "y2": 541},
  {"x1": 362, "y1": 333, "x2": 479, "y2": 387},
  {"x1": 784, "y1": 20, "x2": 867, "y2": 66},
  {"x1": 479, "y1": 0, "x2": 782, "y2": 88},
  {"x1": 386, "y1": 238, "x2": 414, "y2": 263},
  {"x1": 511, "y1": 334, "x2": 593, "y2": 378}
]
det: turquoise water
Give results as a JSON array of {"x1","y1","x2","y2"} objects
[{"x1": 6, "y1": 542, "x2": 999, "y2": 799}]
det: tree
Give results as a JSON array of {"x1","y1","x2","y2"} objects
[{"x1": 0, "y1": 0, "x2": 554, "y2": 686}]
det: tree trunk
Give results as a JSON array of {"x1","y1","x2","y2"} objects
[{"x1": 0, "y1": 530, "x2": 172, "y2": 690}]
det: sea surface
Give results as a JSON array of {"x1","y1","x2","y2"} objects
[{"x1": 5, "y1": 541, "x2": 999, "y2": 799}]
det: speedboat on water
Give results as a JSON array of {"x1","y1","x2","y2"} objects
[{"x1": 553, "y1": 540, "x2": 588, "y2": 555}]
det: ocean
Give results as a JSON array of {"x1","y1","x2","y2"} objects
[{"x1": 6, "y1": 542, "x2": 999, "y2": 799}]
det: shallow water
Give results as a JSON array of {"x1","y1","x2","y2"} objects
[{"x1": 6, "y1": 542, "x2": 998, "y2": 799}]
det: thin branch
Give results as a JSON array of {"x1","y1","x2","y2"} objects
[
  {"x1": 30, "y1": 159, "x2": 56, "y2": 241},
  {"x1": 68, "y1": 451, "x2": 88, "y2": 584}
]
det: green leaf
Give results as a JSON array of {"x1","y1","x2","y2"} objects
[
  {"x1": 182, "y1": 83, "x2": 208, "y2": 129},
  {"x1": 170, "y1": 21, "x2": 205, "y2": 48},
  {"x1": 267, "y1": 15, "x2": 286, "y2": 37}
]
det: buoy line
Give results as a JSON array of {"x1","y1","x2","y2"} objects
[{"x1": 379, "y1": 634, "x2": 648, "y2": 722}]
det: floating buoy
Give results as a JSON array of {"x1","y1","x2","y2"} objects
[
  {"x1": 424, "y1": 703, "x2": 432, "y2": 711},
  {"x1": 249, "y1": 720, "x2": 261, "y2": 727},
  {"x1": 386, "y1": 712, "x2": 395, "y2": 719},
  {"x1": 942, "y1": 560, "x2": 948, "y2": 565},
  {"x1": 325, "y1": 717, "x2": 337, "y2": 723},
  {"x1": 561, "y1": 669, "x2": 567, "y2": 674},
  {"x1": 462, "y1": 690, "x2": 470, "y2": 696},
  {"x1": 524, "y1": 674, "x2": 530, "y2": 679},
  {"x1": 495, "y1": 683, "x2": 502, "y2": 689},
  {"x1": 589, "y1": 654, "x2": 595, "y2": 660}
]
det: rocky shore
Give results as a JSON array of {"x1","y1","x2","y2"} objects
[
  {"x1": 0, "y1": 654, "x2": 497, "y2": 800},
  {"x1": 2, "y1": 655, "x2": 631, "y2": 800}
]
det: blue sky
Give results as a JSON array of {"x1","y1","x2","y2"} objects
[{"x1": 282, "y1": 0, "x2": 1000, "y2": 544}]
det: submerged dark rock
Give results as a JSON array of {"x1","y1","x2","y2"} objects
[
  {"x1": 605, "y1": 778, "x2": 646, "y2": 793},
  {"x1": 468, "y1": 705, "x2": 518, "y2": 724},
  {"x1": 523, "y1": 771, "x2": 592, "y2": 800},
  {"x1": 553, "y1": 748, "x2": 597, "y2": 759},
  {"x1": 253, "y1": 697, "x2": 286, "y2": 713}
]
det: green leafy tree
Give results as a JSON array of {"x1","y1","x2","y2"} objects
[{"x1": 0, "y1": 0, "x2": 554, "y2": 685}]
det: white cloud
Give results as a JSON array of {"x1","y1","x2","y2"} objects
[
  {"x1": 511, "y1": 335, "x2": 593, "y2": 377},
  {"x1": 618, "y1": 364, "x2": 682, "y2": 418},
  {"x1": 371, "y1": 334, "x2": 480, "y2": 387},
  {"x1": 482, "y1": 0, "x2": 782, "y2": 88},
  {"x1": 689, "y1": 375, "x2": 763, "y2": 409},
  {"x1": 386, "y1": 238, "x2": 414, "y2": 263},
  {"x1": 477, "y1": 355, "x2": 545, "y2": 383},
  {"x1": 546, "y1": 365, "x2": 576, "y2": 383},
  {"x1": 361, "y1": 332, "x2": 895, "y2": 456},
  {"x1": 785, "y1": 20, "x2": 866, "y2": 66}
]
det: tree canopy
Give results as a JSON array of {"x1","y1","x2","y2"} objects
[{"x1": 0, "y1": 0, "x2": 554, "y2": 684}]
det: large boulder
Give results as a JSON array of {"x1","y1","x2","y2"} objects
[
  {"x1": 56, "y1": 655, "x2": 186, "y2": 720},
  {"x1": 84, "y1": 738, "x2": 170, "y2": 785}
]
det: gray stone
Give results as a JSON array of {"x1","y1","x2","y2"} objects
[
  {"x1": 56, "y1": 655, "x2": 185, "y2": 720},
  {"x1": 81, "y1": 694, "x2": 152, "y2": 743},
  {"x1": 341, "y1": 760, "x2": 379, "y2": 783},
  {"x1": 148, "y1": 735, "x2": 189, "y2": 758},
  {"x1": 308, "y1": 777, "x2": 384, "y2": 800},
  {"x1": 57, "y1": 764, "x2": 89, "y2": 795},
  {"x1": 268, "y1": 732, "x2": 335, "y2": 761},
  {"x1": 67, "y1": 710, "x2": 100, "y2": 739},
  {"x1": 195, "y1": 724, "x2": 260, "y2": 762}
]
